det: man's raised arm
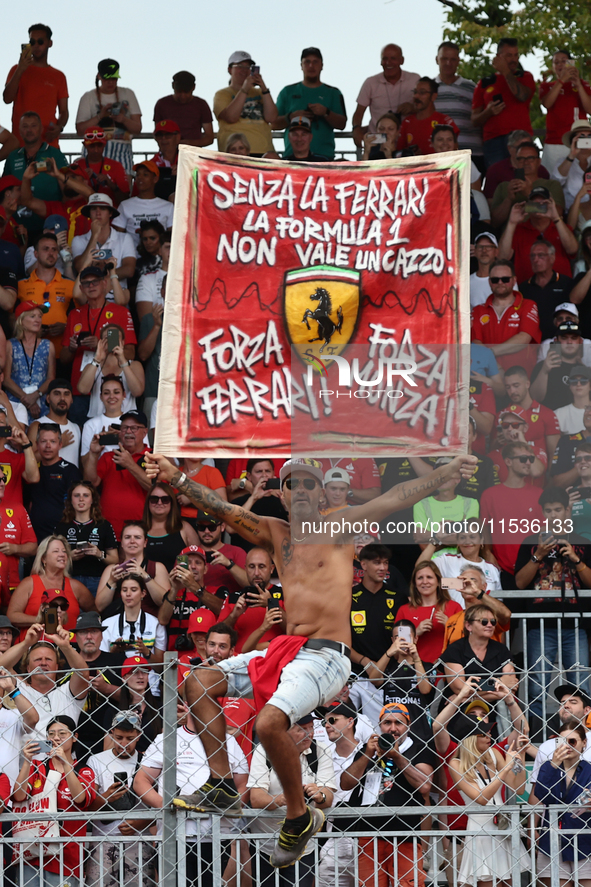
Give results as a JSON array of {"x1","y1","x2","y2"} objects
[{"x1": 145, "y1": 454, "x2": 275, "y2": 550}]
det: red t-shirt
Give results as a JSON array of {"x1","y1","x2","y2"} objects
[
  {"x1": 96, "y1": 447, "x2": 150, "y2": 539},
  {"x1": 395, "y1": 600, "x2": 463, "y2": 662},
  {"x1": 6, "y1": 65, "x2": 68, "y2": 146},
  {"x1": 472, "y1": 71, "x2": 536, "y2": 141},
  {"x1": 43, "y1": 198, "x2": 90, "y2": 240},
  {"x1": 470, "y1": 383, "x2": 496, "y2": 456},
  {"x1": 511, "y1": 220, "x2": 576, "y2": 282},
  {"x1": 204, "y1": 544, "x2": 247, "y2": 595},
  {"x1": 62, "y1": 302, "x2": 137, "y2": 393},
  {"x1": 0, "y1": 503, "x2": 36, "y2": 601},
  {"x1": 71, "y1": 156, "x2": 130, "y2": 200},
  {"x1": 539, "y1": 80, "x2": 591, "y2": 144},
  {"x1": 319, "y1": 457, "x2": 380, "y2": 491},
  {"x1": 0, "y1": 449, "x2": 26, "y2": 507},
  {"x1": 0, "y1": 217, "x2": 24, "y2": 247},
  {"x1": 397, "y1": 111, "x2": 459, "y2": 155},
  {"x1": 479, "y1": 483, "x2": 544, "y2": 574},
  {"x1": 471, "y1": 292, "x2": 541, "y2": 373},
  {"x1": 495, "y1": 401, "x2": 560, "y2": 451},
  {"x1": 219, "y1": 585, "x2": 285, "y2": 652}
]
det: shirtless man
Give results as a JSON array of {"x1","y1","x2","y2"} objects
[{"x1": 145, "y1": 452, "x2": 476, "y2": 867}]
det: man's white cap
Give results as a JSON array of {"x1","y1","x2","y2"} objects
[
  {"x1": 324, "y1": 467, "x2": 351, "y2": 486},
  {"x1": 474, "y1": 232, "x2": 499, "y2": 247},
  {"x1": 554, "y1": 302, "x2": 579, "y2": 317},
  {"x1": 279, "y1": 458, "x2": 324, "y2": 485},
  {"x1": 228, "y1": 51, "x2": 254, "y2": 66}
]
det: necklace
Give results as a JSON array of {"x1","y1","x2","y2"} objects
[{"x1": 291, "y1": 531, "x2": 308, "y2": 543}]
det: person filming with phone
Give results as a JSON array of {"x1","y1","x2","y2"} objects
[
  {"x1": 96, "y1": 521, "x2": 170, "y2": 616},
  {"x1": 219, "y1": 547, "x2": 285, "y2": 653},
  {"x1": 76, "y1": 323, "x2": 144, "y2": 420},
  {"x1": 553, "y1": 119, "x2": 591, "y2": 212},
  {"x1": 228, "y1": 459, "x2": 288, "y2": 548}
]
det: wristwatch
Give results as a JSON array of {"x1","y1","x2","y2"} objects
[
  {"x1": 226, "y1": 559, "x2": 235, "y2": 570},
  {"x1": 477, "y1": 590, "x2": 485, "y2": 600},
  {"x1": 238, "y1": 478, "x2": 246, "y2": 490},
  {"x1": 531, "y1": 554, "x2": 540, "y2": 563}
]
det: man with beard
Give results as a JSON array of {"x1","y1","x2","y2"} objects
[
  {"x1": 398, "y1": 77, "x2": 458, "y2": 155},
  {"x1": 28, "y1": 378, "x2": 80, "y2": 466},
  {"x1": 194, "y1": 510, "x2": 247, "y2": 595}
]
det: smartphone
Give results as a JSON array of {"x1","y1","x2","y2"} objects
[
  {"x1": 397, "y1": 625, "x2": 413, "y2": 644},
  {"x1": 578, "y1": 487, "x2": 591, "y2": 499},
  {"x1": 548, "y1": 342, "x2": 562, "y2": 355},
  {"x1": 373, "y1": 133, "x2": 387, "y2": 145},
  {"x1": 76, "y1": 330, "x2": 91, "y2": 342},
  {"x1": 35, "y1": 739, "x2": 53, "y2": 755},
  {"x1": 557, "y1": 736, "x2": 568, "y2": 747},
  {"x1": 35, "y1": 160, "x2": 48, "y2": 173},
  {"x1": 95, "y1": 248, "x2": 113, "y2": 261},
  {"x1": 0, "y1": 427, "x2": 11, "y2": 438},
  {"x1": 119, "y1": 559, "x2": 136, "y2": 570},
  {"x1": 76, "y1": 540, "x2": 90, "y2": 549},
  {"x1": 99, "y1": 432, "x2": 120, "y2": 446},
  {"x1": 265, "y1": 478, "x2": 281, "y2": 490},
  {"x1": 540, "y1": 531, "x2": 554, "y2": 543},
  {"x1": 21, "y1": 43, "x2": 31, "y2": 54},
  {"x1": 513, "y1": 168, "x2": 526, "y2": 181},
  {"x1": 524, "y1": 201, "x2": 546, "y2": 214},
  {"x1": 43, "y1": 607, "x2": 59, "y2": 633},
  {"x1": 585, "y1": 172, "x2": 591, "y2": 184},
  {"x1": 267, "y1": 598, "x2": 281, "y2": 611},
  {"x1": 205, "y1": 551, "x2": 215, "y2": 563},
  {"x1": 578, "y1": 138, "x2": 591, "y2": 150},
  {"x1": 106, "y1": 328, "x2": 119, "y2": 353},
  {"x1": 480, "y1": 678, "x2": 497, "y2": 692},
  {"x1": 251, "y1": 65, "x2": 260, "y2": 74},
  {"x1": 493, "y1": 93, "x2": 503, "y2": 103},
  {"x1": 441, "y1": 577, "x2": 464, "y2": 590},
  {"x1": 113, "y1": 771, "x2": 128, "y2": 786},
  {"x1": 176, "y1": 554, "x2": 189, "y2": 568}
]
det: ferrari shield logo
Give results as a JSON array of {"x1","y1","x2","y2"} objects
[
  {"x1": 0, "y1": 464, "x2": 11, "y2": 485},
  {"x1": 386, "y1": 599, "x2": 394, "y2": 608},
  {"x1": 283, "y1": 265, "x2": 360, "y2": 360},
  {"x1": 5, "y1": 509, "x2": 12, "y2": 518}
]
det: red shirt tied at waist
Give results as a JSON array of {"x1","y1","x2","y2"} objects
[{"x1": 247, "y1": 635, "x2": 307, "y2": 712}]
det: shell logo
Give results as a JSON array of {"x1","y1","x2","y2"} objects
[
  {"x1": 351, "y1": 611, "x2": 366, "y2": 626},
  {"x1": 74, "y1": 323, "x2": 82, "y2": 333},
  {"x1": 480, "y1": 315, "x2": 490, "y2": 324}
]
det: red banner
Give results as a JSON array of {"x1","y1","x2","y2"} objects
[{"x1": 156, "y1": 148, "x2": 471, "y2": 458}]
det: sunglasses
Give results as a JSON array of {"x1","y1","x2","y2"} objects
[
  {"x1": 49, "y1": 601, "x2": 69, "y2": 610},
  {"x1": 84, "y1": 131, "x2": 105, "y2": 142},
  {"x1": 284, "y1": 477, "x2": 318, "y2": 490},
  {"x1": 570, "y1": 378, "x2": 590, "y2": 385},
  {"x1": 323, "y1": 715, "x2": 342, "y2": 726},
  {"x1": 112, "y1": 710, "x2": 142, "y2": 728},
  {"x1": 575, "y1": 455, "x2": 591, "y2": 463},
  {"x1": 501, "y1": 422, "x2": 522, "y2": 429},
  {"x1": 513, "y1": 455, "x2": 535, "y2": 463},
  {"x1": 197, "y1": 522, "x2": 221, "y2": 529},
  {"x1": 29, "y1": 39, "x2": 46, "y2": 46},
  {"x1": 0, "y1": 477, "x2": 6, "y2": 485},
  {"x1": 473, "y1": 618, "x2": 497, "y2": 626},
  {"x1": 149, "y1": 495, "x2": 171, "y2": 504},
  {"x1": 490, "y1": 276, "x2": 512, "y2": 284}
]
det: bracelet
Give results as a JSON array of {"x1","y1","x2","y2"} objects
[
  {"x1": 91, "y1": 359, "x2": 101, "y2": 368},
  {"x1": 261, "y1": 89, "x2": 270, "y2": 95},
  {"x1": 21, "y1": 442, "x2": 32, "y2": 450},
  {"x1": 162, "y1": 590, "x2": 176, "y2": 604},
  {"x1": 353, "y1": 124, "x2": 362, "y2": 129},
  {"x1": 106, "y1": 582, "x2": 113, "y2": 590},
  {"x1": 566, "y1": 156, "x2": 574, "y2": 162},
  {"x1": 9, "y1": 688, "x2": 20, "y2": 699},
  {"x1": 119, "y1": 360, "x2": 132, "y2": 368},
  {"x1": 318, "y1": 791, "x2": 326, "y2": 804},
  {"x1": 531, "y1": 554, "x2": 539, "y2": 563},
  {"x1": 576, "y1": 561, "x2": 586, "y2": 571},
  {"x1": 110, "y1": 274, "x2": 118, "y2": 280},
  {"x1": 477, "y1": 590, "x2": 485, "y2": 600},
  {"x1": 175, "y1": 473, "x2": 187, "y2": 488}
]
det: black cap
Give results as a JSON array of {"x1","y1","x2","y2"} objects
[
  {"x1": 196, "y1": 509, "x2": 220, "y2": 526},
  {"x1": 47, "y1": 378, "x2": 72, "y2": 394},
  {"x1": 326, "y1": 703, "x2": 357, "y2": 720},
  {"x1": 301, "y1": 47, "x2": 323, "y2": 60},
  {"x1": 97, "y1": 58, "x2": 120, "y2": 79},
  {"x1": 120, "y1": 410, "x2": 148, "y2": 427},
  {"x1": 79, "y1": 265, "x2": 108, "y2": 281},
  {"x1": 0, "y1": 615, "x2": 19, "y2": 638},
  {"x1": 555, "y1": 683, "x2": 591, "y2": 708},
  {"x1": 451, "y1": 713, "x2": 495, "y2": 742},
  {"x1": 296, "y1": 713, "x2": 314, "y2": 725},
  {"x1": 529, "y1": 186, "x2": 550, "y2": 200},
  {"x1": 557, "y1": 321, "x2": 580, "y2": 335},
  {"x1": 74, "y1": 612, "x2": 106, "y2": 632}
]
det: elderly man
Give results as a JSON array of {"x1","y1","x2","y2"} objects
[
  {"x1": 434, "y1": 41, "x2": 482, "y2": 163},
  {"x1": 275, "y1": 48, "x2": 347, "y2": 160},
  {"x1": 484, "y1": 128, "x2": 551, "y2": 200},
  {"x1": 398, "y1": 78, "x2": 458, "y2": 155},
  {"x1": 352, "y1": 44, "x2": 419, "y2": 145},
  {"x1": 442, "y1": 566, "x2": 511, "y2": 650},
  {"x1": 490, "y1": 141, "x2": 565, "y2": 228},
  {"x1": 518, "y1": 241, "x2": 575, "y2": 338},
  {"x1": 499, "y1": 187, "x2": 578, "y2": 282},
  {"x1": 154, "y1": 71, "x2": 214, "y2": 147},
  {"x1": 471, "y1": 37, "x2": 535, "y2": 169},
  {"x1": 3, "y1": 111, "x2": 67, "y2": 205}
]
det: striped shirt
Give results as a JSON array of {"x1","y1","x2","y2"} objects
[{"x1": 435, "y1": 75, "x2": 483, "y2": 155}]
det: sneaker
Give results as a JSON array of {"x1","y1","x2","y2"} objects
[
  {"x1": 172, "y1": 781, "x2": 243, "y2": 816},
  {"x1": 269, "y1": 807, "x2": 325, "y2": 868}
]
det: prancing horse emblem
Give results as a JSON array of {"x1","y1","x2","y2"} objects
[{"x1": 301, "y1": 287, "x2": 344, "y2": 353}]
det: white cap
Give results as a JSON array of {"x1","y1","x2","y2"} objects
[
  {"x1": 324, "y1": 467, "x2": 351, "y2": 486},
  {"x1": 474, "y1": 232, "x2": 499, "y2": 247},
  {"x1": 554, "y1": 302, "x2": 579, "y2": 317},
  {"x1": 228, "y1": 51, "x2": 253, "y2": 66},
  {"x1": 279, "y1": 458, "x2": 324, "y2": 485}
]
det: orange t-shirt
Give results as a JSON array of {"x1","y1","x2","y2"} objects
[
  {"x1": 6, "y1": 64, "x2": 68, "y2": 147},
  {"x1": 180, "y1": 465, "x2": 226, "y2": 520},
  {"x1": 17, "y1": 269, "x2": 75, "y2": 351}
]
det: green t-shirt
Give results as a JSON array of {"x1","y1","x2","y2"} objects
[
  {"x1": 276, "y1": 81, "x2": 346, "y2": 159},
  {"x1": 571, "y1": 496, "x2": 591, "y2": 541},
  {"x1": 4, "y1": 143, "x2": 68, "y2": 201},
  {"x1": 490, "y1": 177, "x2": 565, "y2": 212},
  {"x1": 413, "y1": 495, "x2": 479, "y2": 537}
]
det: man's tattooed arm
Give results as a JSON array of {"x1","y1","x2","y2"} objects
[{"x1": 171, "y1": 471, "x2": 274, "y2": 549}]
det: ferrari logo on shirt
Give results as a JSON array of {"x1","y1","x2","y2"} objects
[
  {"x1": 386, "y1": 599, "x2": 394, "y2": 608},
  {"x1": 5, "y1": 509, "x2": 12, "y2": 518},
  {"x1": 106, "y1": 312, "x2": 113, "y2": 320},
  {"x1": 0, "y1": 466, "x2": 11, "y2": 485},
  {"x1": 531, "y1": 414, "x2": 539, "y2": 422}
]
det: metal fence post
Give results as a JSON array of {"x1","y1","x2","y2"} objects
[{"x1": 161, "y1": 651, "x2": 178, "y2": 886}]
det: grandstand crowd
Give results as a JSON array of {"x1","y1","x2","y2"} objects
[{"x1": 1, "y1": 19, "x2": 591, "y2": 887}]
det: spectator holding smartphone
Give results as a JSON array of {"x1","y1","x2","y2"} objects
[
  {"x1": 361, "y1": 112, "x2": 400, "y2": 160},
  {"x1": 80, "y1": 375, "x2": 129, "y2": 471},
  {"x1": 100, "y1": 575, "x2": 166, "y2": 670},
  {"x1": 96, "y1": 521, "x2": 170, "y2": 616},
  {"x1": 540, "y1": 52, "x2": 591, "y2": 173},
  {"x1": 214, "y1": 51, "x2": 277, "y2": 155},
  {"x1": 106, "y1": 658, "x2": 162, "y2": 754},
  {"x1": 228, "y1": 458, "x2": 287, "y2": 551},
  {"x1": 396, "y1": 561, "x2": 462, "y2": 662},
  {"x1": 552, "y1": 119, "x2": 591, "y2": 211},
  {"x1": 194, "y1": 510, "x2": 247, "y2": 595},
  {"x1": 76, "y1": 323, "x2": 144, "y2": 419},
  {"x1": 159, "y1": 545, "x2": 227, "y2": 651},
  {"x1": 219, "y1": 547, "x2": 284, "y2": 652}
]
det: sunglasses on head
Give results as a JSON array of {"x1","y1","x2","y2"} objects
[
  {"x1": 514, "y1": 455, "x2": 535, "y2": 463},
  {"x1": 284, "y1": 477, "x2": 318, "y2": 490},
  {"x1": 490, "y1": 276, "x2": 512, "y2": 284},
  {"x1": 84, "y1": 131, "x2": 105, "y2": 142},
  {"x1": 149, "y1": 495, "x2": 171, "y2": 504}
]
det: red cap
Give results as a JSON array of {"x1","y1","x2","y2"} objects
[
  {"x1": 15, "y1": 300, "x2": 50, "y2": 319},
  {"x1": 155, "y1": 119, "x2": 181, "y2": 134},
  {"x1": 122, "y1": 655, "x2": 150, "y2": 677},
  {"x1": 187, "y1": 609, "x2": 217, "y2": 634},
  {"x1": 0, "y1": 175, "x2": 21, "y2": 192},
  {"x1": 43, "y1": 588, "x2": 69, "y2": 603},
  {"x1": 133, "y1": 160, "x2": 160, "y2": 180},
  {"x1": 180, "y1": 545, "x2": 207, "y2": 563},
  {"x1": 498, "y1": 407, "x2": 528, "y2": 424}
]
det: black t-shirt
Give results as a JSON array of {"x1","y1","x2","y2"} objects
[
  {"x1": 351, "y1": 580, "x2": 408, "y2": 661},
  {"x1": 74, "y1": 650, "x2": 124, "y2": 761},
  {"x1": 439, "y1": 636, "x2": 512, "y2": 696},
  {"x1": 530, "y1": 358, "x2": 580, "y2": 410},
  {"x1": 457, "y1": 453, "x2": 498, "y2": 500},
  {"x1": 382, "y1": 658, "x2": 435, "y2": 741},
  {"x1": 346, "y1": 734, "x2": 436, "y2": 832},
  {"x1": 513, "y1": 532, "x2": 591, "y2": 622},
  {"x1": 550, "y1": 432, "x2": 590, "y2": 478},
  {"x1": 27, "y1": 459, "x2": 82, "y2": 541},
  {"x1": 55, "y1": 519, "x2": 119, "y2": 576},
  {"x1": 519, "y1": 274, "x2": 574, "y2": 340}
]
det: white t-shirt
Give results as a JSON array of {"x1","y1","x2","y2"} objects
[
  {"x1": 18, "y1": 681, "x2": 87, "y2": 741},
  {"x1": 50, "y1": 419, "x2": 81, "y2": 467},
  {"x1": 115, "y1": 198, "x2": 174, "y2": 250},
  {"x1": 0, "y1": 706, "x2": 31, "y2": 788},
  {"x1": 432, "y1": 552, "x2": 502, "y2": 593},
  {"x1": 135, "y1": 268, "x2": 166, "y2": 307},
  {"x1": 100, "y1": 610, "x2": 167, "y2": 657},
  {"x1": 86, "y1": 368, "x2": 137, "y2": 420},
  {"x1": 348, "y1": 677, "x2": 385, "y2": 729},
  {"x1": 472, "y1": 189, "x2": 490, "y2": 222},
  {"x1": 87, "y1": 749, "x2": 144, "y2": 836},
  {"x1": 76, "y1": 87, "x2": 142, "y2": 126},
  {"x1": 555, "y1": 403, "x2": 586, "y2": 434},
  {"x1": 470, "y1": 273, "x2": 492, "y2": 308},
  {"x1": 142, "y1": 726, "x2": 248, "y2": 838},
  {"x1": 328, "y1": 739, "x2": 363, "y2": 805},
  {"x1": 531, "y1": 732, "x2": 591, "y2": 783},
  {"x1": 81, "y1": 413, "x2": 149, "y2": 456},
  {"x1": 71, "y1": 228, "x2": 136, "y2": 289},
  {"x1": 313, "y1": 714, "x2": 374, "y2": 748}
]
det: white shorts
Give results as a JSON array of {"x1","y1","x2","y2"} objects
[
  {"x1": 213, "y1": 641, "x2": 351, "y2": 725},
  {"x1": 537, "y1": 851, "x2": 591, "y2": 879}
]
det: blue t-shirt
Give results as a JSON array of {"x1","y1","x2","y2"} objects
[{"x1": 471, "y1": 343, "x2": 499, "y2": 378}]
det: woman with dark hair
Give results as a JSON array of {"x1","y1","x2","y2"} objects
[
  {"x1": 143, "y1": 484, "x2": 199, "y2": 571},
  {"x1": 13, "y1": 715, "x2": 96, "y2": 887},
  {"x1": 0, "y1": 176, "x2": 27, "y2": 252},
  {"x1": 136, "y1": 219, "x2": 166, "y2": 277},
  {"x1": 396, "y1": 561, "x2": 462, "y2": 661},
  {"x1": 75, "y1": 59, "x2": 142, "y2": 175},
  {"x1": 105, "y1": 659, "x2": 162, "y2": 754},
  {"x1": 55, "y1": 481, "x2": 119, "y2": 595},
  {"x1": 76, "y1": 323, "x2": 144, "y2": 418},
  {"x1": 536, "y1": 718, "x2": 591, "y2": 883},
  {"x1": 96, "y1": 521, "x2": 170, "y2": 616},
  {"x1": 362, "y1": 112, "x2": 400, "y2": 160},
  {"x1": 100, "y1": 575, "x2": 166, "y2": 677}
]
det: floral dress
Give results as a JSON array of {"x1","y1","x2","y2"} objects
[{"x1": 8, "y1": 338, "x2": 50, "y2": 422}]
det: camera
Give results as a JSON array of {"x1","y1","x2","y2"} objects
[
  {"x1": 524, "y1": 201, "x2": 547, "y2": 214},
  {"x1": 174, "y1": 633, "x2": 194, "y2": 652},
  {"x1": 377, "y1": 732, "x2": 397, "y2": 751},
  {"x1": 577, "y1": 138, "x2": 591, "y2": 150},
  {"x1": 373, "y1": 133, "x2": 387, "y2": 145},
  {"x1": 34, "y1": 160, "x2": 48, "y2": 173},
  {"x1": 264, "y1": 478, "x2": 281, "y2": 490}
]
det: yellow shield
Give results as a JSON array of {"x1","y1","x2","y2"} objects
[
  {"x1": 0, "y1": 464, "x2": 12, "y2": 485},
  {"x1": 283, "y1": 265, "x2": 360, "y2": 361},
  {"x1": 6, "y1": 509, "x2": 12, "y2": 518}
]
